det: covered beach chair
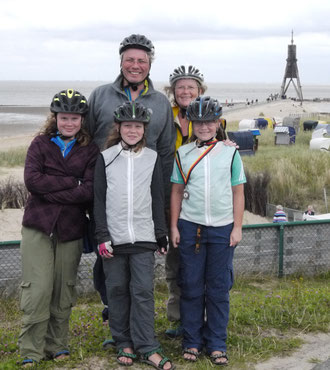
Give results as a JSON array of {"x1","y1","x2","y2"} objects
[
  {"x1": 274, "y1": 126, "x2": 296, "y2": 145},
  {"x1": 283, "y1": 116, "x2": 300, "y2": 134},
  {"x1": 238, "y1": 119, "x2": 256, "y2": 130},
  {"x1": 255, "y1": 118, "x2": 268, "y2": 129},
  {"x1": 303, "y1": 120, "x2": 318, "y2": 131},
  {"x1": 227, "y1": 131, "x2": 256, "y2": 155},
  {"x1": 309, "y1": 129, "x2": 330, "y2": 151}
]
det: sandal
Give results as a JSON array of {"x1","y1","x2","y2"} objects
[
  {"x1": 116, "y1": 349, "x2": 137, "y2": 367},
  {"x1": 141, "y1": 347, "x2": 175, "y2": 370},
  {"x1": 209, "y1": 351, "x2": 229, "y2": 366},
  {"x1": 182, "y1": 348, "x2": 201, "y2": 362},
  {"x1": 102, "y1": 338, "x2": 116, "y2": 349},
  {"x1": 21, "y1": 359, "x2": 37, "y2": 368},
  {"x1": 54, "y1": 350, "x2": 70, "y2": 361}
]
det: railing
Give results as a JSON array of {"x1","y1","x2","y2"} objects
[{"x1": 1, "y1": 219, "x2": 330, "y2": 296}]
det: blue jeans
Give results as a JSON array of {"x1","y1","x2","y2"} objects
[{"x1": 177, "y1": 219, "x2": 234, "y2": 353}]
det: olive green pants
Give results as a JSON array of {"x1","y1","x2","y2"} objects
[{"x1": 18, "y1": 227, "x2": 82, "y2": 362}]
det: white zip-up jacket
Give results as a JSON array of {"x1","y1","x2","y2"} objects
[
  {"x1": 93, "y1": 143, "x2": 167, "y2": 251},
  {"x1": 171, "y1": 141, "x2": 246, "y2": 227}
]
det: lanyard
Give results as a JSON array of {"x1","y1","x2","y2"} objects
[
  {"x1": 124, "y1": 80, "x2": 149, "y2": 101},
  {"x1": 175, "y1": 140, "x2": 218, "y2": 186}
]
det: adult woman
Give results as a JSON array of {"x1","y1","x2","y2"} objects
[
  {"x1": 19, "y1": 89, "x2": 99, "y2": 367},
  {"x1": 164, "y1": 65, "x2": 230, "y2": 337},
  {"x1": 164, "y1": 65, "x2": 207, "y2": 337},
  {"x1": 164, "y1": 65, "x2": 207, "y2": 152}
]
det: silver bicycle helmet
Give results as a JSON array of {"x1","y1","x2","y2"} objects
[
  {"x1": 169, "y1": 65, "x2": 204, "y2": 86},
  {"x1": 119, "y1": 34, "x2": 155, "y2": 56}
]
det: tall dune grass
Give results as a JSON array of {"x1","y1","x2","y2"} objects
[
  {"x1": 228, "y1": 122, "x2": 330, "y2": 213},
  {"x1": 0, "y1": 147, "x2": 27, "y2": 167}
]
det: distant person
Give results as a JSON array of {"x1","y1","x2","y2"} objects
[
  {"x1": 303, "y1": 205, "x2": 315, "y2": 220},
  {"x1": 272, "y1": 205, "x2": 288, "y2": 223},
  {"x1": 85, "y1": 34, "x2": 175, "y2": 347},
  {"x1": 93, "y1": 101, "x2": 174, "y2": 369},
  {"x1": 18, "y1": 89, "x2": 99, "y2": 367}
]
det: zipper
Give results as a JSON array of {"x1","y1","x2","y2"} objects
[{"x1": 127, "y1": 154, "x2": 135, "y2": 243}]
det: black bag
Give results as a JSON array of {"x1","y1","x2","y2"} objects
[{"x1": 83, "y1": 214, "x2": 97, "y2": 254}]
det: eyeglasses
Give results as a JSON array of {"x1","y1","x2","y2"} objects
[
  {"x1": 123, "y1": 57, "x2": 148, "y2": 66},
  {"x1": 193, "y1": 121, "x2": 217, "y2": 127},
  {"x1": 175, "y1": 85, "x2": 198, "y2": 92}
]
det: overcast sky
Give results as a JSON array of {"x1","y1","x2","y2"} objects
[{"x1": 1, "y1": 0, "x2": 330, "y2": 84}]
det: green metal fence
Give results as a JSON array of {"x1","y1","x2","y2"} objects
[
  {"x1": 1, "y1": 219, "x2": 330, "y2": 296},
  {"x1": 237, "y1": 219, "x2": 330, "y2": 277}
]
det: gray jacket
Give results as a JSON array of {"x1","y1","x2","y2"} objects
[{"x1": 86, "y1": 75, "x2": 176, "y2": 204}]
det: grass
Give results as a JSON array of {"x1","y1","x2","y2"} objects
[
  {"x1": 226, "y1": 121, "x2": 330, "y2": 213},
  {"x1": 0, "y1": 275, "x2": 329, "y2": 369},
  {"x1": 0, "y1": 148, "x2": 27, "y2": 168}
]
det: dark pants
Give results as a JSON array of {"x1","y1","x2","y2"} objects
[
  {"x1": 178, "y1": 219, "x2": 234, "y2": 353},
  {"x1": 102, "y1": 251, "x2": 159, "y2": 354}
]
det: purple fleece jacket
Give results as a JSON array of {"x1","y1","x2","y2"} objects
[{"x1": 22, "y1": 135, "x2": 99, "y2": 242}]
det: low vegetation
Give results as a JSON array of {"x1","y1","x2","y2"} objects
[
  {"x1": 0, "y1": 122, "x2": 329, "y2": 214},
  {"x1": 227, "y1": 121, "x2": 330, "y2": 213},
  {"x1": 0, "y1": 275, "x2": 329, "y2": 369},
  {"x1": 0, "y1": 147, "x2": 27, "y2": 168}
]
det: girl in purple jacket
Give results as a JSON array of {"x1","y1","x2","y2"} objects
[{"x1": 19, "y1": 89, "x2": 99, "y2": 367}]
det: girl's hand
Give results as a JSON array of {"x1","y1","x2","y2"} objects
[
  {"x1": 156, "y1": 236, "x2": 168, "y2": 255},
  {"x1": 98, "y1": 241, "x2": 114, "y2": 258},
  {"x1": 230, "y1": 226, "x2": 242, "y2": 247},
  {"x1": 171, "y1": 227, "x2": 180, "y2": 248}
]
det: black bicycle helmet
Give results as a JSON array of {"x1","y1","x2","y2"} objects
[
  {"x1": 169, "y1": 65, "x2": 204, "y2": 86},
  {"x1": 50, "y1": 89, "x2": 88, "y2": 115},
  {"x1": 186, "y1": 96, "x2": 222, "y2": 122},
  {"x1": 119, "y1": 34, "x2": 155, "y2": 56},
  {"x1": 114, "y1": 101, "x2": 152, "y2": 124}
]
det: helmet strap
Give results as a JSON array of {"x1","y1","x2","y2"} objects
[
  {"x1": 118, "y1": 125, "x2": 145, "y2": 152},
  {"x1": 120, "y1": 138, "x2": 143, "y2": 151},
  {"x1": 121, "y1": 70, "x2": 148, "y2": 92},
  {"x1": 197, "y1": 136, "x2": 217, "y2": 148},
  {"x1": 179, "y1": 107, "x2": 187, "y2": 119}
]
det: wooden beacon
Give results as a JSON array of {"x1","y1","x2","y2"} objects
[{"x1": 280, "y1": 31, "x2": 303, "y2": 103}]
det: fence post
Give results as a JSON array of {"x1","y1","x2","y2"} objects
[{"x1": 278, "y1": 224, "x2": 284, "y2": 278}]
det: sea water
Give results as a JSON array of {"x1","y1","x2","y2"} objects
[{"x1": 1, "y1": 80, "x2": 330, "y2": 125}]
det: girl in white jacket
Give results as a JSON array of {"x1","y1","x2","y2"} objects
[{"x1": 93, "y1": 101, "x2": 175, "y2": 370}]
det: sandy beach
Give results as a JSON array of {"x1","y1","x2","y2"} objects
[{"x1": 0, "y1": 99, "x2": 329, "y2": 242}]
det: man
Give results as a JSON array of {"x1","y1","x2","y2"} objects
[
  {"x1": 86, "y1": 34, "x2": 175, "y2": 350},
  {"x1": 86, "y1": 34, "x2": 175, "y2": 200}
]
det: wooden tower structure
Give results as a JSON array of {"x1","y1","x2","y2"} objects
[{"x1": 280, "y1": 31, "x2": 303, "y2": 102}]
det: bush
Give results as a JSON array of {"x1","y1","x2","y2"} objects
[{"x1": 0, "y1": 178, "x2": 28, "y2": 209}]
